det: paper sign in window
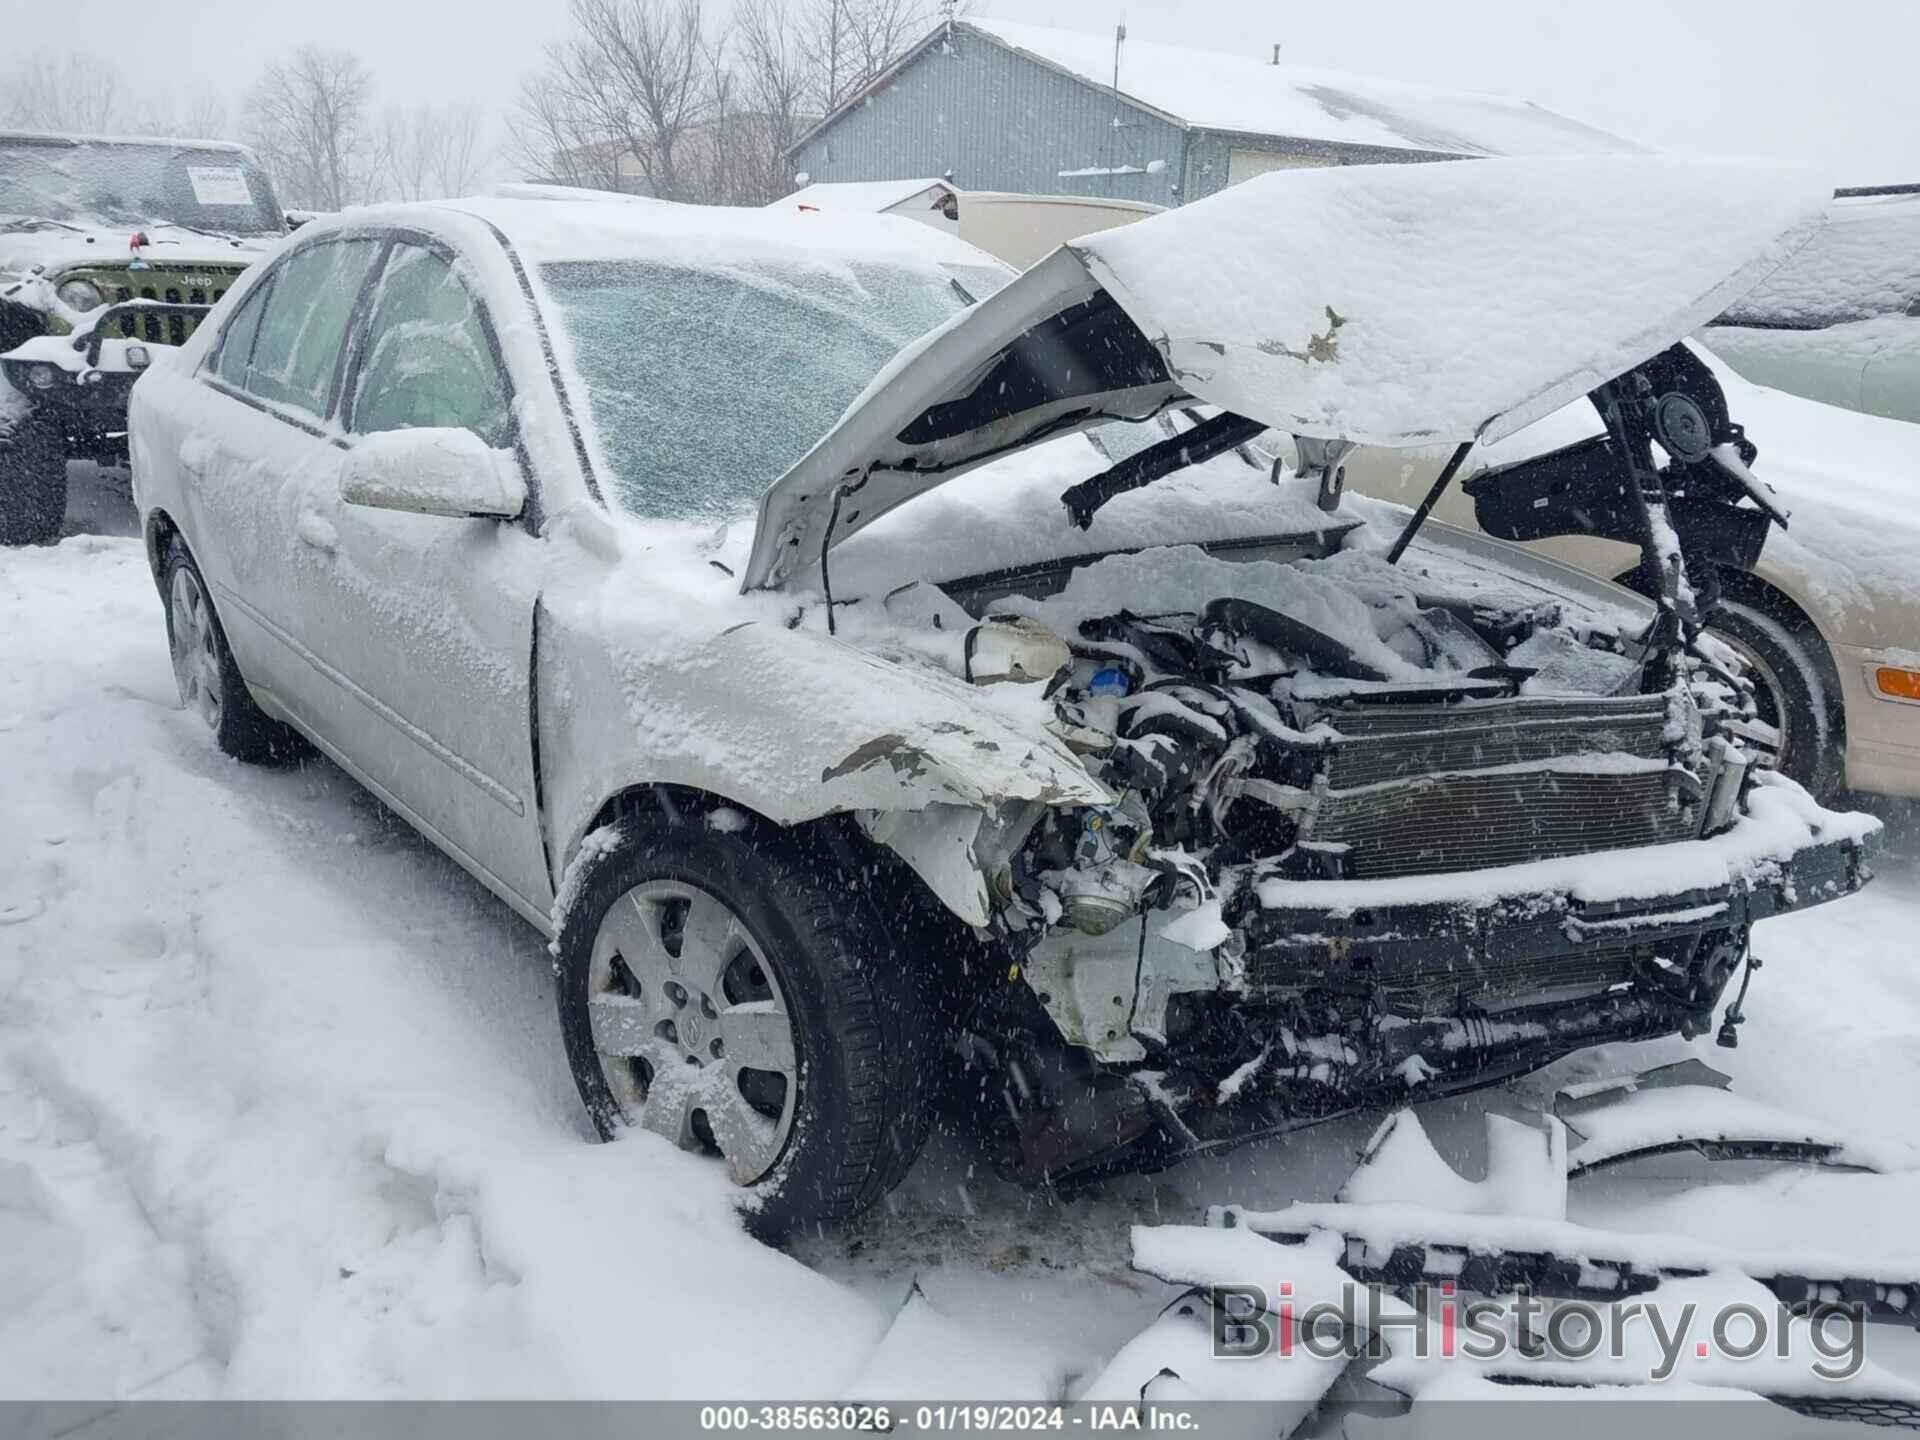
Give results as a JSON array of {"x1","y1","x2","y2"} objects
[{"x1": 188, "y1": 166, "x2": 254, "y2": 207}]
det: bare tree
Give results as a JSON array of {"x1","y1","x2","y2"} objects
[
  {"x1": 244, "y1": 47, "x2": 381, "y2": 211},
  {"x1": 731, "y1": 0, "x2": 813, "y2": 201},
  {"x1": 0, "y1": 50, "x2": 129, "y2": 133},
  {"x1": 506, "y1": 0, "x2": 951, "y2": 206},
  {"x1": 0, "y1": 49, "x2": 241, "y2": 144},
  {"x1": 383, "y1": 101, "x2": 488, "y2": 201},
  {"x1": 512, "y1": 0, "x2": 712, "y2": 201},
  {"x1": 799, "y1": 0, "x2": 938, "y2": 116}
]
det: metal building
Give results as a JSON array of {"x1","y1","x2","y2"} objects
[{"x1": 788, "y1": 18, "x2": 1641, "y2": 208}]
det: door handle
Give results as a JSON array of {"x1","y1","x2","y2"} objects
[{"x1": 297, "y1": 510, "x2": 338, "y2": 554}]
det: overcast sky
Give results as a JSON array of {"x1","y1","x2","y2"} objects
[{"x1": 14, "y1": 0, "x2": 1919, "y2": 183}]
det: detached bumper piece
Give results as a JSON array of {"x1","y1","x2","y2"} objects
[
  {"x1": 1216, "y1": 1208, "x2": 1920, "y2": 1329},
  {"x1": 1103, "y1": 1077, "x2": 1920, "y2": 1427}
]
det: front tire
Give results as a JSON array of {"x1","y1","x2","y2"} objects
[
  {"x1": 1709, "y1": 597, "x2": 1842, "y2": 800},
  {"x1": 554, "y1": 814, "x2": 914, "y2": 1240},
  {"x1": 161, "y1": 538, "x2": 306, "y2": 764},
  {"x1": 0, "y1": 407, "x2": 68, "y2": 546}
]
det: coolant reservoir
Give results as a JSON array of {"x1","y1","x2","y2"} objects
[{"x1": 964, "y1": 616, "x2": 1072, "y2": 685}]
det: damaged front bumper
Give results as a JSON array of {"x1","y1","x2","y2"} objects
[
  {"x1": 987, "y1": 805, "x2": 1875, "y2": 1187},
  {"x1": 1238, "y1": 825, "x2": 1869, "y2": 1004}
]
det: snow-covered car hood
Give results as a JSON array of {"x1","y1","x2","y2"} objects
[
  {"x1": 743, "y1": 155, "x2": 1830, "y2": 592},
  {"x1": 0, "y1": 221, "x2": 273, "y2": 278}
]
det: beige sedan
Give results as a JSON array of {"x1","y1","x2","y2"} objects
[{"x1": 1342, "y1": 351, "x2": 1920, "y2": 800}]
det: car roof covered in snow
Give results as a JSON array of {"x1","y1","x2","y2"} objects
[
  {"x1": 278, "y1": 195, "x2": 1004, "y2": 297},
  {"x1": 962, "y1": 18, "x2": 1644, "y2": 159},
  {"x1": 414, "y1": 194, "x2": 999, "y2": 270},
  {"x1": 0, "y1": 128, "x2": 257, "y2": 156}
]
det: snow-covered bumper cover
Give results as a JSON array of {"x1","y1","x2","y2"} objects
[
  {"x1": 0, "y1": 306, "x2": 189, "y2": 422},
  {"x1": 1240, "y1": 775, "x2": 1873, "y2": 1003},
  {"x1": 992, "y1": 775, "x2": 1876, "y2": 1187}
]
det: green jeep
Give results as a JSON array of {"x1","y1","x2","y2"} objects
[{"x1": 0, "y1": 131, "x2": 287, "y2": 544}]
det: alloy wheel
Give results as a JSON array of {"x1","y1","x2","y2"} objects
[
  {"x1": 169, "y1": 567, "x2": 224, "y2": 730},
  {"x1": 587, "y1": 880, "x2": 800, "y2": 1184}
]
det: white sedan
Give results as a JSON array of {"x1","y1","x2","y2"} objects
[{"x1": 128, "y1": 160, "x2": 1874, "y2": 1237}]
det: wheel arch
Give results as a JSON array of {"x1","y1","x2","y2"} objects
[
  {"x1": 560, "y1": 780, "x2": 981, "y2": 943},
  {"x1": 1613, "y1": 560, "x2": 1849, "y2": 741},
  {"x1": 143, "y1": 506, "x2": 184, "y2": 596}
]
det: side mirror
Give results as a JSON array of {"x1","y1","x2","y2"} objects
[{"x1": 340, "y1": 428, "x2": 525, "y2": 520}]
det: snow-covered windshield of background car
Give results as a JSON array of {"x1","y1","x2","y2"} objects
[
  {"x1": 541, "y1": 257, "x2": 1004, "y2": 524},
  {"x1": 0, "y1": 137, "x2": 284, "y2": 237}
]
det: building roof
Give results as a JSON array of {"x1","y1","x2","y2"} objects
[{"x1": 878, "y1": 20, "x2": 1642, "y2": 160}]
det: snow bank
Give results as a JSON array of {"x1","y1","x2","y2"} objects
[
  {"x1": 0, "y1": 538, "x2": 883, "y2": 1397},
  {"x1": 1073, "y1": 155, "x2": 1832, "y2": 446}
]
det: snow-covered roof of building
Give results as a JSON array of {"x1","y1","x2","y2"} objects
[
  {"x1": 960, "y1": 19, "x2": 1643, "y2": 159},
  {"x1": 768, "y1": 178, "x2": 955, "y2": 215}
]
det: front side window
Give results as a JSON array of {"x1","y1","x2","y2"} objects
[
  {"x1": 539, "y1": 257, "x2": 1004, "y2": 524},
  {"x1": 212, "y1": 274, "x2": 275, "y2": 391},
  {"x1": 240, "y1": 237, "x2": 385, "y2": 418},
  {"x1": 348, "y1": 244, "x2": 512, "y2": 447}
]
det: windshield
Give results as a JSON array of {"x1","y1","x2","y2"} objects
[
  {"x1": 541, "y1": 255, "x2": 1008, "y2": 524},
  {"x1": 0, "y1": 137, "x2": 285, "y2": 238}
]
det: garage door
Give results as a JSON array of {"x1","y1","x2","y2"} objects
[{"x1": 1227, "y1": 148, "x2": 1336, "y2": 187}]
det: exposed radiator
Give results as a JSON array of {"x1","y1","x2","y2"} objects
[
  {"x1": 1304, "y1": 694, "x2": 1698, "y2": 879},
  {"x1": 1320, "y1": 693, "x2": 1672, "y2": 790}
]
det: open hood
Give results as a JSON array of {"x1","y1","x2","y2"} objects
[{"x1": 742, "y1": 155, "x2": 1828, "y2": 592}]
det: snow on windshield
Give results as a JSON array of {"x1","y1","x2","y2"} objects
[
  {"x1": 541, "y1": 257, "x2": 992, "y2": 524},
  {"x1": 1716, "y1": 192, "x2": 1920, "y2": 328},
  {"x1": 0, "y1": 136, "x2": 284, "y2": 238}
]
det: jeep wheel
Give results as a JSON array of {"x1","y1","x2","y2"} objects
[
  {"x1": 162, "y1": 538, "x2": 307, "y2": 764},
  {"x1": 0, "y1": 407, "x2": 68, "y2": 546},
  {"x1": 554, "y1": 814, "x2": 913, "y2": 1241}
]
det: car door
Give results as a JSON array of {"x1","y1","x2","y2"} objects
[
  {"x1": 186, "y1": 234, "x2": 388, "y2": 728},
  {"x1": 277, "y1": 237, "x2": 553, "y2": 919},
  {"x1": 1859, "y1": 318, "x2": 1920, "y2": 422}
]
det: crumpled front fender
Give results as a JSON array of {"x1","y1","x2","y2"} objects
[{"x1": 540, "y1": 612, "x2": 1109, "y2": 916}]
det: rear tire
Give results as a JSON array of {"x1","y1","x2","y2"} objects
[
  {"x1": 161, "y1": 537, "x2": 307, "y2": 764},
  {"x1": 554, "y1": 814, "x2": 929, "y2": 1241},
  {"x1": 0, "y1": 407, "x2": 68, "y2": 546},
  {"x1": 1709, "y1": 597, "x2": 1842, "y2": 800}
]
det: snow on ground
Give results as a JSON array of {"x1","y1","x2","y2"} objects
[{"x1": 4, "y1": 475, "x2": 1919, "y2": 1403}]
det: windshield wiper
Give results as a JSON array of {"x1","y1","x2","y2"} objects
[
  {"x1": 146, "y1": 220, "x2": 246, "y2": 243},
  {"x1": 0, "y1": 216, "x2": 85, "y2": 234}
]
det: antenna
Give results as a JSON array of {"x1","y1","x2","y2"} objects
[{"x1": 1271, "y1": 42, "x2": 1281, "y2": 65}]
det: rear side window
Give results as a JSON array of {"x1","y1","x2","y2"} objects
[
  {"x1": 239, "y1": 237, "x2": 384, "y2": 418},
  {"x1": 212, "y1": 275, "x2": 274, "y2": 390},
  {"x1": 348, "y1": 244, "x2": 512, "y2": 446}
]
